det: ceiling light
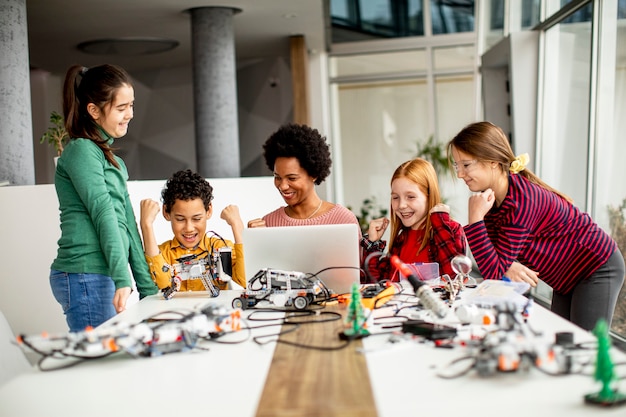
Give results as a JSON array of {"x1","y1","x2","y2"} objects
[{"x1": 76, "y1": 37, "x2": 179, "y2": 56}]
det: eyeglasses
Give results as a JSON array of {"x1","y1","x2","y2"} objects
[{"x1": 452, "y1": 159, "x2": 478, "y2": 173}]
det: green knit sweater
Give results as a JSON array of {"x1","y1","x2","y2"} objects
[{"x1": 51, "y1": 137, "x2": 158, "y2": 298}]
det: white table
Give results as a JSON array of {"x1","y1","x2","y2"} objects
[
  {"x1": 362, "y1": 293, "x2": 626, "y2": 417},
  {"x1": 1, "y1": 288, "x2": 625, "y2": 417},
  {"x1": 0, "y1": 291, "x2": 281, "y2": 417}
]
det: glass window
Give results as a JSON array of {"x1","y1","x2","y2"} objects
[
  {"x1": 538, "y1": 2, "x2": 592, "y2": 207},
  {"x1": 603, "y1": 4, "x2": 626, "y2": 340},
  {"x1": 484, "y1": 0, "x2": 505, "y2": 50},
  {"x1": 330, "y1": 50, "x2": 427, "y2": 78},
  {"x1": 521, "y1": 0, "x2": 541, "y2": 28},
  {"x1": 434, "y1": 74, "x2": 474, "y2": 143},
  {"x1": 355, "y1": 0, "x2": 397, "y2": 37},
  {"x1": 408, "y1": 0, "x2": 425, "y2": 35},
  {"x1": 331, "y1": 0, "x2": 353, "y2": 23},
  {"x1": 330, "y1": 0, "x2": 478, "y2": 42},
  {"x1": 432, "y1": 45, "x2": 475, "y2": 70},
  {"x1": 431, "y1": 0, "x2": 475, "y2": 34},
  {"x1": 434, "y1": 74, "x2": 475, "y2": 220},
  {"x1": 332, "y1": 78, "x2": 432, "y2": 220},
  {"x1": 360, "y1": 0, "x2": 394, "y2": 28},
  {"x1": 330, "y1": 70, "x2": 476, "y2": 229}
]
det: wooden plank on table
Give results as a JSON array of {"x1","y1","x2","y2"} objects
[{"x1": 255, "y1": 304, "x2": 378, "y2": 417}]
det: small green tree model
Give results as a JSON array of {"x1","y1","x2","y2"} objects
[
  {"x1": 584, "y1": 319, "x2": 626, "y2": 406},
  {"x1": 341, "y1": 283, "x2": 369, "y2": 339}
]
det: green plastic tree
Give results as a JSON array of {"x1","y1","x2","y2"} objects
[
  {"x1": 342, "y1": 283, "x2": 369, "y2": 339},
  {"x1": 584, "y1": 319, "x2": 626, "y2": 406}
]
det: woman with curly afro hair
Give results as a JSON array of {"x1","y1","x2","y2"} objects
[{"x1": 247, "y1": 123, "x2": 359, "y2": 228}]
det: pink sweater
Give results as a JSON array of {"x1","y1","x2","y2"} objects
[{"x1": 263, "y1": 204, "x2": 359, "y2": 228}]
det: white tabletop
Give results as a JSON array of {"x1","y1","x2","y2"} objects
[
  {"x1": 362, "y1": 293, "x2": 626, "y2": 417},
  {"x1": 1, "y1": 288, "x2": 625, "y2": 417},
  {"x1": 0, "y1": 291, "x2": 281, "y2": 417}
]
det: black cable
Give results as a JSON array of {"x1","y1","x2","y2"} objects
[
  {"x1": 436, "y1": 355, "x2": 477, "y2": 379},
  {"x1": 252, "y1": 322, "x2": 301, "y2": 345},
  {"x1": 283, "y1": 310, "x2": 343, "y2": 325},
  {"x1": 363, "y1": 251, "x2": 386, "y2": 283}
]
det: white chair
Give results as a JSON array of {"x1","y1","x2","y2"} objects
[{"x1": 0, "y1": 311, "x2": 32, "y2": 386}]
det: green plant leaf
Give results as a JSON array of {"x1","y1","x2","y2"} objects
[{"x1": 40, "y1": 111, "x2": 69, "y2": 156}]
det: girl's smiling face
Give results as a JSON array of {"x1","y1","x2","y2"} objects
[
  {"x1": 451, "y1": 146, "x2": 493, "y2": 192},
  {"x1": 391, "y1": 177, "x2": 428, "y2": 230},
  {"x1": 90, "y1": 83, "x2": 134, "y2": 139}
]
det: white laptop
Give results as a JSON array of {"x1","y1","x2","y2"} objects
[{"x1": 242, "y1": 224, "x2": 361, "y2": 295}]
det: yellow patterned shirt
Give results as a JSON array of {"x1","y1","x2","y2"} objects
[{"x1": 145, "y1": 235, "x2": 245, "y2": 291}]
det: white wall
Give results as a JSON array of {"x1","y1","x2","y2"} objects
[
  {"x1": 31, "y1": 54, "x2": 320, "y2": 184},
  {"x1": 0, "y1": 177, "x2": 283, "y2": 335}
]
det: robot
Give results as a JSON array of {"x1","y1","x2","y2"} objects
[
  {"x1": 16, "y1": 303, "x2": 242, "y2": 362},
  {"x1": 231, "y1": 268, "x2": 333, "y2": 310},
  {"x1": 162, "y1": 247, "x2": 232, "y2": 299}
]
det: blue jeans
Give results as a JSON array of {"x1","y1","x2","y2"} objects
[{"x1": 49, "y1": 270, "x2": 116, "y2": 332}]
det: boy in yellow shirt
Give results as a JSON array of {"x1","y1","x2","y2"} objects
[{"x1": 140, "y1": 170, "x2": 246, "y2": 295}]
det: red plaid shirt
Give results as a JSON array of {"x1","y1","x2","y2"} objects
[{"x1": 362, "y1": 211, "x2": 466, "y2": 282}]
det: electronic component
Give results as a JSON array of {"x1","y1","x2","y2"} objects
[
  {"x1": 359, "y1": 283, "x2": 397, "y2": 310},
  {"x1": 401, "y1": 320, "x2": 457, "y2": 340},
  {"x1": 16, "y1": 303, "x2": 242, "y2": 366},
  {"x1": 390, "y1": 255, "x2": 449, "y2": 319},
  {"x1": 162, "y1": 247, "x2": 233, "y2": 299},
  {"x1": 232, "y1": 268, "x2": 333, "y2": 310}
]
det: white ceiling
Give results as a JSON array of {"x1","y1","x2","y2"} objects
[{"x1": 26, "y1": 0, "x2": 328, "y2": 75}]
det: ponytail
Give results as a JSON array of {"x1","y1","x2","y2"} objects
[{"x1": 62, "y1": 64, "x2": 133, "y2": 168}]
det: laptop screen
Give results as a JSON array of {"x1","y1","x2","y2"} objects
[{"x1": 242, "y1": 224, "x2": 361, "y2": 295}]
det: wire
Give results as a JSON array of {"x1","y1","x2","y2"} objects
[{"x1": 363, "y1": 251, "x2": 386, "y2": 283}]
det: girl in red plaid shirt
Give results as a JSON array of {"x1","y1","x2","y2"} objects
[{"x1": 362, "y1": 158, "x2": 466, "y2": 282}]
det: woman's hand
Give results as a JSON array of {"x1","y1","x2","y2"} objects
[
  {"x1": 367, "y1": 217, "x2": 389, "y2": 242},
  {"x1": 113, "y1": 287, "x2": 132, "y2": 313},
  {"x1": 504, "y1": 261, "x2": 539, "y2": 287},
  {"x1": 247, "y1": 218, "x2": 266, "y2": 228},
  {"x1": 468, "y1": 188, "x2": 495, "y2": 224}
]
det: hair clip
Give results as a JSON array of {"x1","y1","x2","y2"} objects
[{"x1": 509, "y1": 153, "x2": 529, "y2": 174}]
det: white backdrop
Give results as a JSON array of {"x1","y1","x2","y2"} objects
[{"x1": 0, "y1": 177, "x2": 283, "y2": 335}]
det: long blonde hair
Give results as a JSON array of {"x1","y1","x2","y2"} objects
[
  {"x1": 447, "y1": 121, "x2": 571, "y2": 202},
  {"x1": 388, "y1": 158, "x2": 442, "y2": 254}
]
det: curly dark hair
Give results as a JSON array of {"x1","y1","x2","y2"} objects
[
  {"x1": 262, "y1": 123, "x2": 332, "y2": 185},
  {"x1": 161, "y1": 169, "x2": 214, "y2": 213}
]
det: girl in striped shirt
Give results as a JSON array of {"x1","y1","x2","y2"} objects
[{"x1": 448, "y1": 121, "x2": 624, "y2": 331}]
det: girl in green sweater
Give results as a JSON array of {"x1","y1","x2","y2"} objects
[{"x1": 50, "y1": 64, "x2": 158, "y2": 332}]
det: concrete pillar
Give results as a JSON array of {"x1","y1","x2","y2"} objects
[
  {"x1": 0, "y1": 0, "x2": 35, "y2": 185},
  {"x1": 189, "y1": 7, "x2": 241, "y2": 178}
]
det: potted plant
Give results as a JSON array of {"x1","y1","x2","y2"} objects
[
  {"x1": 40, "y1": 111, "x2": 69, "y2": 157},
  {"x1": 349, "y1": 196, "x2": 388, "y2": 234},
  {"x1": 414, "y1": 134, "x2": 451, "y2": 178}
]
